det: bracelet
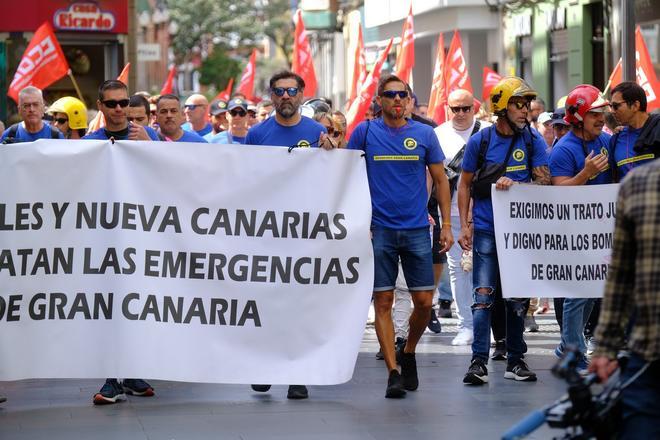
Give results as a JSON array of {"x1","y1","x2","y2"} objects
[{"x1": 442, "y1": 222, "x2": 452, "y2": 226}]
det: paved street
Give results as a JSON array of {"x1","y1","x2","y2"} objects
[{"x1": 0, "y1": 313, "x2": 566, "y2": 439}]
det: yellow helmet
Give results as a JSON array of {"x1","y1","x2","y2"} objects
[
  {"x1": 489, "y1": 76, "x2": 537, "y2": 114},
  {"x1": 49, "y1": 97, "x2": 88, "y2": 130}
]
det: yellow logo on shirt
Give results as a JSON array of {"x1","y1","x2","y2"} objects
[
  {"x1": 403, "y1": 138, "x2": 418, "y2": 150},
  {"x1": 600, "y1": 147, "x2": 608, "y2": 156},
  {"x1": 513, "y1": 149, "x2": 525, "y2": 162},
  {"x1": 297, "y1": 140, "x2": 311, "y2": 148}
]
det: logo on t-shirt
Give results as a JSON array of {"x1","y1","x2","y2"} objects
[
  {"x1": 513, "y1": 149, "x2": 525, "y2": 162},
  {"x1": 600, "y1": 147, "x2": 608, "y2": 156},
  {"x1": 297, "y1": 140, "x2": 311, "y2": 148},
  {"x1": 403, "y1": 138, "x2": 417, "y2": 150}
]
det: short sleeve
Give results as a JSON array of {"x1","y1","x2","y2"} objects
[
  {"x1": 346, "y1": 122, "x2": 366, "y2": 150},
  {"x1": 461, "y1": 129, "x2": 484, "y2": 173},
  {"x1": 531, "y1": 134, "x2": 548, "y2": 167},
  {"x1": 548, "y1": 145, "x2": 576, "y2": 177},
  {"x1": 245, "y1": 128, "x2": 257, "y2": 145},
  {"x1": 425, "y1": 129, "x2": 445, "y2": 164}
]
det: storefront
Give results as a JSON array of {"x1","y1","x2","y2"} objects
[{"x1": 0, "y1": 0, "x2": 128, "y2": 123}]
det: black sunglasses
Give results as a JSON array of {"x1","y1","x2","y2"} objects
[
  {"x1": 381, "y1": 90, "x2": 408, "y2": 99},
  {"x1": 230, "y1": 109, "x2": 247, "y2": 117},
  {"x1": 272, "y1": 87, "x2": 299, "y2": 97},
  {"x1": 610, "y1": 101, "x2": 627, "y2": 111},
  {"x1": 53, "y1": 117, "x2": 68, "y2": 124},
  {"x1": 510, "y1": 100, "x2": 531, "y2": 110},
  {"x1": 324, "y1": 125, "x2": 341, "y2": 137},
  {"x1": 184, "y1": 104, "x2": 202, "y2": 110},
  {"x1": 102, "y1": 99, "x2": 130, "y2": 108},
  {"x1": 450, "y1": 105, "x2": 472, "y2": 114}
]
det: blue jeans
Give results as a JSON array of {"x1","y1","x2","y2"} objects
[
  {"x1": 558, "y1": 298, "x2": 595, "y2": 356},
  {"x1": 619, "y1": 354, "x2": 660, "y2": 440},
  {"x1": 471, "y1": 229, "x2": 527, "y2": 365}
]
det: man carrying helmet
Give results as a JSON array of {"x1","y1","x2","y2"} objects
[
  {"x1": 549, "y1": 84, "x2": 612, "y2": 371},
  {"x1": 49, "y1": 97, "x2": 88, "y2": 139},
  {"x1": 457, "y1": 77, "x2": 550, "y2": 385}
]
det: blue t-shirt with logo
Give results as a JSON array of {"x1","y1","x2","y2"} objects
[
  {"x1": 0, "y1": 123, "x2": 64, "y2": 143},
  {"x1": 462, "y1": 125, "x2": 548, "y2": 233},
  {"x1": 173, "y1": 130, "x2": 207, "y2": 143},
  {"x1": 83, "y1": 125, "x2": 160, "y2": 141},
  {"x1": 549, "y1": 131, "x2": 612, "y2": 185},
  {"x1": 245, "y1": 116, "x2": 326, "y2": 148},
  {"x1": 207, "y1": 131, "x2": 246, "y2": 144},
  {"x1": 347, "y1": 118, "x2": 445, "y2": 230},
  {"x1": 609, "y1": 126, "x2": 653, "y2": 181},
  {"x1": 182, "y1": 122, "x2": 213, "y2": 137}
]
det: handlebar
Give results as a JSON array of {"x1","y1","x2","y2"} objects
[{"x1": 501, "y1": 409, "x2": 547, "y2": 440}]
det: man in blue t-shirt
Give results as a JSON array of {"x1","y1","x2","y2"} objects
[
  {"x1": 609, "y1": 81, "x2": 660, "y2": 181},
  {"x1": 347, "y1": 74, "x2": 453, "y2": 399},
  {"x1": 155, "y1": 94, "x2": 207, "y2": 142},
  {"x1": 1, "y1": 86, "x2": 64, "y2": 143},
  {"x1": 457, "y1": 77, "x2": 549, "y2": 386},
  {"x1": 182, "y1": 94, "x2": 213, "y2": 137},
  {"x1": 208, "y1": 98, "x2": 249, "y2": 144}
]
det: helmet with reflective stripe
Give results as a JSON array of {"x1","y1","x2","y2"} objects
[
  {"x1": 48, "y1": 97, "x2": 88, "y2": 130},
  {"x1": 564, "y1": 85, "x2": 609, "y2": 125},
  {"x1": 489, "y1": 76, "x2": 537, "y2": 115}
]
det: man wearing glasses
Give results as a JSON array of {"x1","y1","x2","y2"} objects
[
  {"x1": 182, "y1": 94, "x2": 213, "y2": 137},
  {"x1": 208, "y1": 98, "x2": 250, "y2": 144},
  {"x1": 1, "y1": 86, "x2": 64, "y2": 143},
  {"x1": 347, "y1": 74, "x2": 453, "y2": 398}
]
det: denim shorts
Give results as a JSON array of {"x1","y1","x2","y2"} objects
[{"x1": 371, "y1": 225, "x2": 435, "y2": 292}]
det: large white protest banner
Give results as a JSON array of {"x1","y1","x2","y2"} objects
[
  {"x1": 0, "y1": 140, "x2": 373, "y2": 384},
  {"x1": 492, "y1": 184, "x2": 618, "y2": 299}
]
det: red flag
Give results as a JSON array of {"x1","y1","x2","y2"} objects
[
  {"x1": 445, "y1": 30, "x2": 472, "y2": 94},
  {"x1": 160, "y1": 65, "x2": 177, "y2": 95},
  {"x1": 427, "y1": 35, "x2": 447, "y2": 125},
  {"x1": 348, "y1": 26, "x2": 367, "y2": 106},
  {"x1": 215, "y1": 77, "x2": 234, "y2": 102},
  {"x1": 482, "y1": 66, "x2": 502, "y2": 103},
  {"x1": 345, "y1": 38, "x2": 394, "y2": 138},
  {"x1": 117, "y1": 63, "x2": 130, "y2": 87},
  {"x1": 8, "y1": 22, "x2": 69, "y2": 102},
  {"x1": 237, "y1": 49, "x2": 257, "y2": 101},
  {"x1": 607, "y1": 58, "x2": 622, "y2": 91},
  {"x1": 292, "y1": 9, "x2": 317, "y2": 98},
  {"x1": 394, "y1": 4, "x2": 415, "y2": 84}
]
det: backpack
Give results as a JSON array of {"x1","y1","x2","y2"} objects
[{"x1": 2, "y1": 123, "x2": 63, "y2": 144}]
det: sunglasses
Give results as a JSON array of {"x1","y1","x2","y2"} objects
[
  {"x1": 381, "y1": 90, "x2": 409, "y2": 99},
  {"x1": 510, "y1": 100, "x2": 531, "y2": 110},
  {"x1": 53, "y1": 117, "x2": 68, "y2": 124},
  {"x1": 323, "y1": 126, "x2": 341, "y2": 138},
  {"x1": 272, "y1": 87, "x2": 299, "y2": 97},
  {"x1": 450, "y1": 105, "x2": 472, "y2": 114},
  {"x1": 230, "y1": 109, "x2": 247, "y2": 117},
  {"x1": 102, "y1": 99, "x2": 130, "y2": 108},
  {"x1": 184, "y1": 104, "x2": 204, "y2": 111},
  {"x1": 610, "y1": 101, "x2": 627, "y2": 111}
]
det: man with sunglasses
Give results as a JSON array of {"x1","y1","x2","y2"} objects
[
  {"x1": 347, "y1": 74, "x2": 453, "y2": 398},
  {"x1": 182, "y1": 94, "x2": 212, "y2": 137},
  {"x1": 156, "y1": 94, "x2": 207, "y2": 143},
  {"x1": 209, "y1": 98, "x2": 250, "y2": 144},
  {"x1": 1, "y1": 86, "x2": 64, "y2": 143},
  {"x1": 84, "y1": 80, "x2": 159, "y2": 142}
]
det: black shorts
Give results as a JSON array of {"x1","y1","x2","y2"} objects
[{"x1": 432, "y1": 223, "x2": 447, "y2": 264}]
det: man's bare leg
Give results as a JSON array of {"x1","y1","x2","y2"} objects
[
  {"x1": 406, "y1": 290, "x2": 434, "y2": 353},
  {"x1": 373, "y1": 290, "x2": 396, "y2": 371}
]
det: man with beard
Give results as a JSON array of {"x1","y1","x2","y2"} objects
[
  {"x1": 156, "y1": 94, "x2": 207, "y2": 142},
  {"x1": 245, "y1": 70, "x2": 329, "y2": 400},
  {"x1": 1, "y1": 86, "x2": 64, "y2": 143}
]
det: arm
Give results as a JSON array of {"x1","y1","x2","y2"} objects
[
  {"x1": 552, "y1": 152, "x2": 608, "y2": 185},
  {"x1": 428, "y1": 162, "x2": 454, "y2": 253},
  {"x1": 457, "y1": 170, "x2": 474, "y2": 251}
]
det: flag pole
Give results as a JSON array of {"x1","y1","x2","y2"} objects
[{"x1": 67, "y1": 69, "x2": 85, "y2": 102}]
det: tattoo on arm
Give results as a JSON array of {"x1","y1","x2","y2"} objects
[{"x1": 531, "y1": 165, "x2": 551, "y2": 185}]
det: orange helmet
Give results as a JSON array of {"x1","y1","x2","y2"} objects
[{"x1": 564, "y1": 85, "x2": 609, "y2": 125}]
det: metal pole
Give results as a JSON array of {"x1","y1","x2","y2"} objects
[{"x1": 621, "y1": 0, "x2": 636, "y2": 82}]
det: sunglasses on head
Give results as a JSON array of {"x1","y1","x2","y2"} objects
[
  {"x1": 381, "y1": 90, "x2": 409, "y2": 99},
  {"x1": 53, "y1": 117, "x2": 68, "y2": 124},
  {"x1": 450, "y1": 105, "x2": 472, "y2": 114},
  {"x1": 272, "y1": 87, "x2": 299, "y2": 97},
  {"x1": 102, "y1": 99, "x2": 130, "y2": 108},
  {"x1": 510, "y1": 100, "x2": 531, "y2": 110},
  {"x1": 230, "y1": 109, "x2": 247, "y2": 117},
  {"x1": 610, "y1": 101, "x2": 628, "y2": 111}
]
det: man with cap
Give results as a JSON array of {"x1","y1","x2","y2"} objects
[
  {"x1": 537, "y1": 112, "x2": 555, "y2": 149},
  {"x1": 156, "y1": 94, "x2": 207, "y2": 143},
  {"x1": 209, "y1": 98, "x2": 249, "y2": 144},
  {"x1": 550, "y1": 106, "x2": 570, "y2": 148},
  {"x1": 204, "y1": 100, "x2": 228, "y2": 142},
  {"x1": 182, "y1": 93, "x2": 213, "y2": 136},
  {"x1": 247, "y1": 103, "x2": 258, "y2": 127}
]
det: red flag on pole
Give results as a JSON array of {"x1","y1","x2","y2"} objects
[
  {"x1": 394, "y1": 4, "x2": 415, "y2": 84},
  {"x1": 348, "y1": 26, "x2": 367, "y2": 107},
  {"x1": 345, "y1": 38, "x2": 394, "y2": 138},
  {"x1": 8, "y1": 22, "x2": 69, "y2": 102},
  {"x1": 445, "y1": 30, "x2": 473, "y2": 94},
  {"x1": 160, "y1": 65, "x2": 177, "y2": 95},
  {"x1": 215, "y1": 77, "x2": 234, "y2": 102},
  {"x1": 607, "y1": 58, "x2": 622, "y2": 91},
  {"x1": 482, "y1": 66, "x2": 502, "y2": 103},
  {"x1": 292, "y1": 9, "x2": 317, "y2": 98},
  {"x1": 237, "y1": 49, "x2": 257, "y2": 101},
  {"x1": 117, "y1": 63, "x2": 130, "y2": 86},
  {"x1": 427, "y1": 34, "x2": 447, "y2": 125}
]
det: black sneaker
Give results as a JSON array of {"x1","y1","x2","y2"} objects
[
  {"x1": 394, "y1": 337, "x2": 407, "y2": 364},
  {"x1": 385, "y1": 370, "x2": 406, "y2": 398},
  {"x1": 427, "y1": 309, "x2": 442, "y2": 333},
  {"x1": 93, "y1": 379, "x2": 125, "y2": 405},
  {"x1": 121, "y1": 378, "x2": 154, "y2": 397},
  {"x1": 463, "y1": 359, "x2": 488, "y2": 385},
  {"x1": 504, "y1": 361, "x2": 537, "y2": 382},
  {"x1": 287, "y1": 385, "x2": 309, "y2": 399},
  {"x1": 251, "y1": 384, "x2": 272, "y2": 392},
  {"x1": 491, "y1": 340, "x2": 507, "y2": 361},
  {"x1": 438, "y1": 300, "x2": 453, "y2": 318},
  {"x1": 399, "y1": 349, "x2": 419, "y2": 391},
  {"x1": 0, "y1": 395, "x2": 6, "y2": 404}
]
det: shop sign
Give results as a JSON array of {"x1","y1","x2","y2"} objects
[{"x1": 53, "y1": 2, "x2": 116, "y2": 32}]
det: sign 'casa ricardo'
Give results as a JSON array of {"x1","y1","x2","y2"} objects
[{"x1": 54, "y1": 3, "x2": 116, "y2": 31}]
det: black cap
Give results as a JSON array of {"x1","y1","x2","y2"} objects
[
  {"x1": 228, "y1": 98, "x2": 248, "y2": 111},
  {"x1": 210, "y1": 100, "x2": 228, "y2": 115}
]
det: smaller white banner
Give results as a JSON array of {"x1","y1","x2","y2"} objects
[
  {"x1": 137, "y1": 43, "x2": 161, "y2": 61},
  {"x1": 492, "y1": 184, "x2": 618, "y2": 298}
]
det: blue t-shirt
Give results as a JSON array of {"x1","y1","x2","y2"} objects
[
  {"x1": 549, "y1": 131, "x2": 612, "y2": 185},
  {"x1": 182, "y1": 122, "x2": 212, "y2": 137},
  {"x1": 245, "y1": 116, "x2": 326, "y2": 148},
  {"x1": 609, "y1": 126, "x2": 653, "y2": 181},
  {"x1": 207, "y1": 131, "x2": 246, "y2": 144},
  {"x1": 83, "y1": 125, "x2": 160, "y2": 141},
  {"x1": 347, "y1": 118, "x2": 445, "y2": 229},
  {"x1": 462, "y1": 125, "x2": 548, "y2": 233},
  {"x1": 0, "y1": 123, "x2": 64, "y2": 142},
  {"x1": 173, "y1": 130, "x2": 207, "y2": 143}
]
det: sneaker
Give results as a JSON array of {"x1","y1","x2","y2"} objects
[
  {"x1": 375, "y1": 347, "x2": 384, "y2": 360},
  {"x1": 121, "y1": 379, "x2": 154, "y2": 397},
  {"x1": 463, "y1": 359, "x2": 488, "y2": 385},
  {"x1": 251, "y1": 384, "x2": 272, "y2": 392},
  {"x1": 287, "y1": 385, "x2": 309, "y2": 399},
  {"x1": 398, "y1": 348, "x2": 418, "y2": 391},
  {"x1": 452, "y1": 328, "x2": 474, "y2": 346},
  {"x1": 504, "y1": 361, "x2": 537, "y2": 382},
  {"x1": 93, "y1": 379, "x2": 125, "y2": 405},
  {"x1": 492, "y1": 340, "x2": 507, "y2": 360},
  {"x1": 385, "y1": 370, "x2": 406, "y2": 398},
  {"x1": 438, "y1": 300, "x2": 453, "y2": 318},
  {"x1": 586, "y1": 337, "x2": 596, "y2": 356},
  {"x1": 0, "y1": 395, "x2": 6, "y2": 404},
  {"x1": 427, "y1": 308, "x2": 442, "y2": 333},
  {"x1": 524, "y1": 315, "x2": 539, "y2": 332}
]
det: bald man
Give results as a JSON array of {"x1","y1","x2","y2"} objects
[{"x1": 182, "y1": 93, "x2": 213, "y2": 136}]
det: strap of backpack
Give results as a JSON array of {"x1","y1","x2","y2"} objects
[
  {"x1": 476, "y1": 124, "x2": 493, "y2": 170},
  {"x1": 609, "y1": 132, "x2": 621, "y2": 183}
]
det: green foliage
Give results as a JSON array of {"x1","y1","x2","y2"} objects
[
  {"x1": 254, "y1": 0, "x2": 295, "y2": 64},
  {"x1": 197, "y1": 50, "x2": 242, "y2": 90}
]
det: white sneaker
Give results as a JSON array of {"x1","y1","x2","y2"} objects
[{"x1": 452, "y1": 328, "x2": 474, "y2": 346}]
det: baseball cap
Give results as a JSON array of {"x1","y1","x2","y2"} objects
[
  {"x1": 210, "y1": 100, "x2": 228, "y2": 115},
  {"x1": 550, "y1": 108, "x2": 569, "y2": 126},
  {"x1": 538, "y1": 112, "x2": 553, "y2": 126},
  {"x1": 228, "y1": 98, "x2": 248, "y2": 112}
]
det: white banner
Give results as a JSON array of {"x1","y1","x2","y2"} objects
[
  {"x1": 492, "y1": 184, "x2": 618, "y2": 298},
  {"x1": 0, "y1": 140, "x2": 373, "y2": 384}
]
